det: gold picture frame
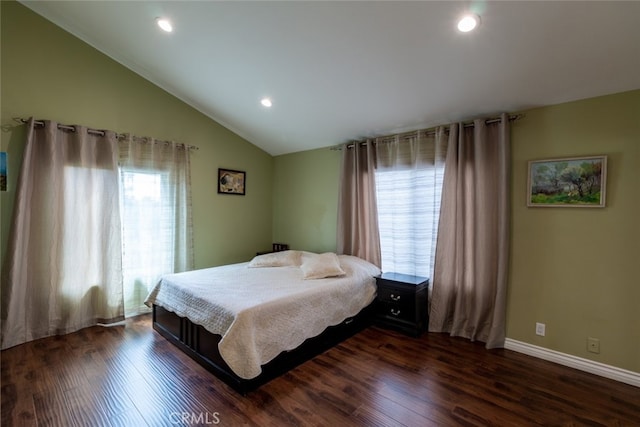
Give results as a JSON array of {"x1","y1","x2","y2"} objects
[{"x1": 527, "y1": 155, "x2": 607, "y2": 207}]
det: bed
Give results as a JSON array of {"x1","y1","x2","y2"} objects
[{"x1": 145, "y1": 251, "x2": 380, "y2": 394}]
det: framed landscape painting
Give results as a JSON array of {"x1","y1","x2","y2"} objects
[{"x1": 527, "y1": 155, "x2": 607, "y2": 207}]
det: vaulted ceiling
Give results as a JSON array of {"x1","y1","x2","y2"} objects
[{"x1": 21, "y1": 1, "x2": 640, "y2": 155}]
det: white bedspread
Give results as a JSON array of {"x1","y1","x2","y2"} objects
[{"x1": 145, "y1": 255, "x2": 380, "y2": 379}]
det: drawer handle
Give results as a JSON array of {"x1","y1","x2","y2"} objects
[
  {"x1": 390, "y1": 294, "x2": 401, "y2": 301},
  {"x1": 390, "y1": 308, "x2": 401, "y2": 316}
]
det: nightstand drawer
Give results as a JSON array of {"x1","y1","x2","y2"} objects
[
  {"x1": 377, "y1": 300, "x2": 415, "y2": 323},
  {"x1": 377, "y1": 285, "x2": 413, "y2": 304}
]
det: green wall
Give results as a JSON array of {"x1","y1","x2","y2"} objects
[
  {"x1": 0, "y1": 1, "x2": 273, "y2": 269},
  {"x1": 273, "y1": 147, "x2": 341, "y2": 253},
  {"x1": 273, "y1": 90, "x2": 640, "y2": 373},
  {"x1": 508, "y1": 90, "x2": 640, "y2": 373}
]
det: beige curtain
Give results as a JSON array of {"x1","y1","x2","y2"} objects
[
  {"x1": 336, "y1": 140, "x2": 381, "y2": 267},
  {"x1": 429, "y1": 114, "x2": 510, "y2": 349},
  {"x1": 118, "y1": 136, "x2": 194, "y2": 316},
  {"x1": 1, "y1": 119, "x2": 124, "y2": 349}
]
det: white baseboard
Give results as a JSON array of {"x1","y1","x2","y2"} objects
[{"x1": 504, "y1": 338, "x2": 640, "y2": 388}]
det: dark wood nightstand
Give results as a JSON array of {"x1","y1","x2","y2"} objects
[
  {"x1": 256, "y1": 243, "x2": 289, "y2": 256},
  {"x1": 374, "y1": 272, "x2": 429, "y2": 337}
]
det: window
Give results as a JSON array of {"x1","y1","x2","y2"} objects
[
  {"x1": 375, "y1": 163, "x2": 444, "y2": 279},
  {"x1": 120, "y1": 169, "x2": 174, "y2": 316},
  {"x1": 1, "y1": 123, "x2": 193, "y2": 350}
]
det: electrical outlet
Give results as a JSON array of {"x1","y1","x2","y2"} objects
[
  {"x1": 535, "y1": 322, "x2": 546, "y2": 336},
  {"x1": 587, "y1": 337, "x2": 600, "y2": 354}
]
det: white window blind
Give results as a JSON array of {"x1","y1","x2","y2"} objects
[{"x1": 374, "y1": 134, "x2": 446, "y2": 279}]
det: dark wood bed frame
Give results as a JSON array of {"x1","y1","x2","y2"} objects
[{"x1": 152, "y1": 303, "x2": 375, "y2": 394}]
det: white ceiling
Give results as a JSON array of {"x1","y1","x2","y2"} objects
[{"x1": 21, "y1": 1, "x2": 640, "y2": 156}]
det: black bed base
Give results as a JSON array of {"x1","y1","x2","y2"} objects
[{"x1": 152, "y1": 303, "x2": 375, "y2": 394}]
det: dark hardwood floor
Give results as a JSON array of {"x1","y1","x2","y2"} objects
[{"x1": 2, "y1": 315, "x2": 639, "y2": 426}]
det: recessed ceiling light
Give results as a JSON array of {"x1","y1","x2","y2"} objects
[
  {"x1": 156, "y1": 18, "x2": 173, "y2": 33},
  {"x1": 457, "y1": 14, "x2": 480, "y2": 33},
  {"x1": 260, "y1": 98, "x2": 273, "y2": 108}
]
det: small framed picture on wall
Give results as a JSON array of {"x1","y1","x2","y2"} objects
[{"x1": 218, "y1": 168, "x2": 246, "y2": 195}]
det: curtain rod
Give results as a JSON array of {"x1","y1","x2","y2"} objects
[
  {"x1": 14, "y1": 118, "x2": 199, "y2": 151},
  {"x1": 331, "y1": 113, "x2": 524, "y2": 150}
]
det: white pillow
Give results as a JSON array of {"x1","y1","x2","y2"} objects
[
  {"x1": 248, "y1": 250, "x2": 301, "y2": 268},
  {"x1": 300, "y1": 252, "x2": 346, "y2": 280}
]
